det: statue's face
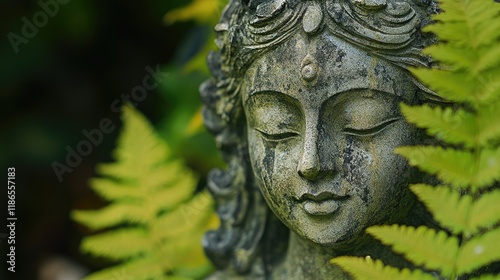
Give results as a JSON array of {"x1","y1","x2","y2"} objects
[{"x1": 243, "y1": 32, "x2": 421, "y2": 247}]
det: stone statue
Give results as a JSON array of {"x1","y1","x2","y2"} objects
[{"x1": 200, "y1": 0, "x2": 441, "y2": 279}]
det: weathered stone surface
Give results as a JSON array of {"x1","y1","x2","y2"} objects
[
  {"x1": 200, "y1": 0, "x2": 440, "y2": 279},
  {"x1": 302, "y1": 4, "x2": 323, "y2": 34}
]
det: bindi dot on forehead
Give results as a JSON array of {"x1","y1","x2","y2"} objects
[
  {"x1": 300, "y1": 54, "x2": 319, "y2": 84},
  {"x1": 302, "y1": 64, "x2": 317, "y2": 81}
]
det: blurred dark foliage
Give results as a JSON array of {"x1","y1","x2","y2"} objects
[{"x1": 0, "y1": 0, "x2": 221, "y2": 279}]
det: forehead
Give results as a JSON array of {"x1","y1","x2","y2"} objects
[{"x1": 242, "y1": 31, "x2": 416, "y2": 107}]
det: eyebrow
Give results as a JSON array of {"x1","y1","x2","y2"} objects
[
  {"x1": 248, "y1": 79, "x2": 397, "y2": 95},
  {"x1": 325, "y1": 87, "x2": 397, "y2": 99},
  {"x1": 246, "y1": 88, "x2": 398, "y2": 121},
  {"x1": 245, "y1": 90, "x2": 302, "y2": 108},
  {"x1": 319, "y1": 88, "x2": 399, "y2": 117}
]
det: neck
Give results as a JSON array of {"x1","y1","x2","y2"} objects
[
  {"x1": 272, "y1": 232, "x2": 350, "y2": 280},
  {"x1": 272, "y1": 231, "x2": 412, "y2": 280}
]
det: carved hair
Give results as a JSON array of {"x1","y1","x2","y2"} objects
[{"x1": 200, "y1": 0, "x2": 439, "y2": 276}]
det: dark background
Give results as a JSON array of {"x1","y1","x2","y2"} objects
[{"x1": 0, "y1": 1, "x2": 222, "y2": 279}]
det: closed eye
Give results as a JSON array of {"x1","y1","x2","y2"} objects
[
  {"x1": 255, "y1": 128, "x2": 299, "y2": 142},
  {"x1": 343, "y1": 117, "x2": 400, "y2": 137}
]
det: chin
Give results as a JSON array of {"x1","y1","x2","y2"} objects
[{"x1": 297, "y1": 221, "x2": 367, "y2": 249}]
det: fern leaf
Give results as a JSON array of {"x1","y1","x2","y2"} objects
[
  {"x1": 331, "y1": 256, "x2": 435, "y2": 280},
  {"x1": 364, "y1": 1, "x2": 500, "y2": 279},
  {"x1": 423, "y1": 43, "x2": 476, "y2": 71},
  {"x1": 410, "y1": 68, "x2": 476, "y2": 103},
  {"x1": 109, "y1": 138, "x2": 169, "y2": 174},
  {"x1": 430, "y1": 0, "x2": 464, "y2": 22},
  {"x1": 471, "y1": 275, "x2": 500, "y2": 280},
  {"x1": 84, "y1": 255, "x2": 166, "y2": 280},
  {"x1": 80, "y1": 228, "x2": 150, "y2": 260},
  {"x1": 160, "y1": 232, "x2": 208, "y2": 265},
  {"x1": 468, "y1": 190, "x2": 500, "y2": 234},
  {"x1": 476, "y1": 73, "x2": 500, "y2": 107},
  {"x1": 89, "y1": 178, "x2": 143, "y2": 202},
  {"x1": 410, "y1": 184, "x2": 471, "y2": 235},
  {"x1": 427, "y1": 0, "x2": 500, "y2": 48},
  {"x1": 476, "y1": 148, "x2": 500, "y2": 191},
  {"x1": 475, "y1": 46, "x2": 500, "y2": 74},
  {"x1": 474, "y1": 19, "x2": 500, "y2": 49},
  {"x1": 477, "y1": 102, "x2": 500, "y2": 147},
  {"x1": 398, "y1": 146, "x2": 500, "y2": 190},
  {"x1": 457, "y1": 227, "x2": 500, "y2": 275},
  {"x1": 396, "y1": 146, "x2": 475, "y2": 188},
  {"x1": 150, "y1": 174, "x2": 197, "y2": 212},
  {"x1": 165, "y1": 277, "x2": 195, "y2": 280},
  {"x1": 155, "y1": 192, "x2": 215, "y2": 239},
  {"x1": 423, "y1": 22, "x2": 469, "y2": 48},
  {"x1": 412, "y1": 184, "x2": 500, "y2": 236},
  {"x1": 73, "y1": 105, "x2": 215, "y2": 279},
  {"x1": 367, "y1": 225, "x2": 458, "y2": 277},
  {"x1": 174, "y1": 262, "x2": 215, "y2": 280},
  {"x1": 72, "y1": 203, "x2": 147, "y2": 230},
  {"x1": 97, "y1": 158, "x2": 172, "y2": 189},
  {"x1": 154, "y1": 192, "x2": 218, "y2": 273},
  {"x1": 469, "y1": 7, "x2": 500, "y2": 48},
  {"x1": 400, "y1": 104, "x2": 476, "y2": 147}
]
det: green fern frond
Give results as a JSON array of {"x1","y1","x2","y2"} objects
[
  {"x1": 155, "y1": 192, "x2": 215, "y2": 239},
  {"x1": 477, "y1": 102, "x2": 500, "y2": 146},
  {"x1": 456, "y1": 227, "x2": 500, "y2": 275},
  {"x1": 84, "y1": 255, "x2": 167, "y2": 280},
  {"x1": 73, "y1": 203, "x2": 147, "y2": 230},
  {"x1": 400, "y1": 104, "x2": 476, "y2": 147},
  {"x1": 472, "y1": 275, "x2": 500, "y2": 280},
  {"x1": 396, "y1": 146, "x2": 474, "y2": 188},
  {"x1": 89, "y1": 178, "x2": 143, "y2": 202},
  {"x1": 422, "y1": 43, "x2": 476, "y2": 71},
  {"x1": 331, "y1": 256, "x2": 435, "y2": 280},
  {"x1": 411, "y1": 69, "x2": 476, "y2": 103},
  {"x1": 335, "y1": 0, "x2": 500, "y2": 279},
  {"x1": 366, "y1": 225, "x2": 458, "y2": 277},
  {"x1": 80, "y1": 228, "x2": 150, "y2": 260},
  {"x1": 426, "y1": 0, "x2": 500, "y2": 48},
  {"x1": 475, "y1": 147, "x2": 500, "y2": 191},
  {"x1": 397, "y1": 146, "x2": 500, "y2": 190},
  {"x1": 411, "y1": 184, "x2": 500, "y2": 237},
  {"x1": 410, "y1": 184, "x2": 471, "y2": 235},
  {"x1": 468, "y1": 190, "x2": 500, "y2": 234},
  {"x1": 474, "y1": 46, "x2": 500, "y2": 73},
  {"x1": 72, "y1": 105, "x2": 217, "y2": 280}
]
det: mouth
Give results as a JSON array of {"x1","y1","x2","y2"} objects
[{"x1": 297, "y1": 191, "x2": 349, "y2": 216}]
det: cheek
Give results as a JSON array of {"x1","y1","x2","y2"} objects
[
  {"x1": 247, "y1": 131, "x2": 298, "y2": 207},
  {"x1": 248, "y1": 132, "x2": 271, "y2": 187},
  {"x1": 341, "y1": 137, "x2": 373, "y2": 203},
  {"x1": 341, "y1": 124, "x2": 417, "y2": 221}
]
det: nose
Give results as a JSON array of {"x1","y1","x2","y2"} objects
[
  {"x1": 297, "y1": 127, "x2": 321, "y2": 181},
  {"x1": 298, "y1": 150, "x2": 320, "y2": 180}
]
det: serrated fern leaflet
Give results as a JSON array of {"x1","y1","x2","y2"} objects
[
  {"x1": 332, "y1": 0, "x2": 500, "y2": 279},
  {"x1": 72, "y1": 105, "x2": 218, "y2": 280}
]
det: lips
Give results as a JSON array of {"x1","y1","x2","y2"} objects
[{"x1": 298, "y1": 191, "x2": 349, "y2": 216}]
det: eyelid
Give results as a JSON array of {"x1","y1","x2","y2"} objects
[
  {"x1": 343, "y1": 117, "x2": 400, "y2": 136},
  {"x1": 254, "y1": 128, "x2": 300, "y2": 142}
]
